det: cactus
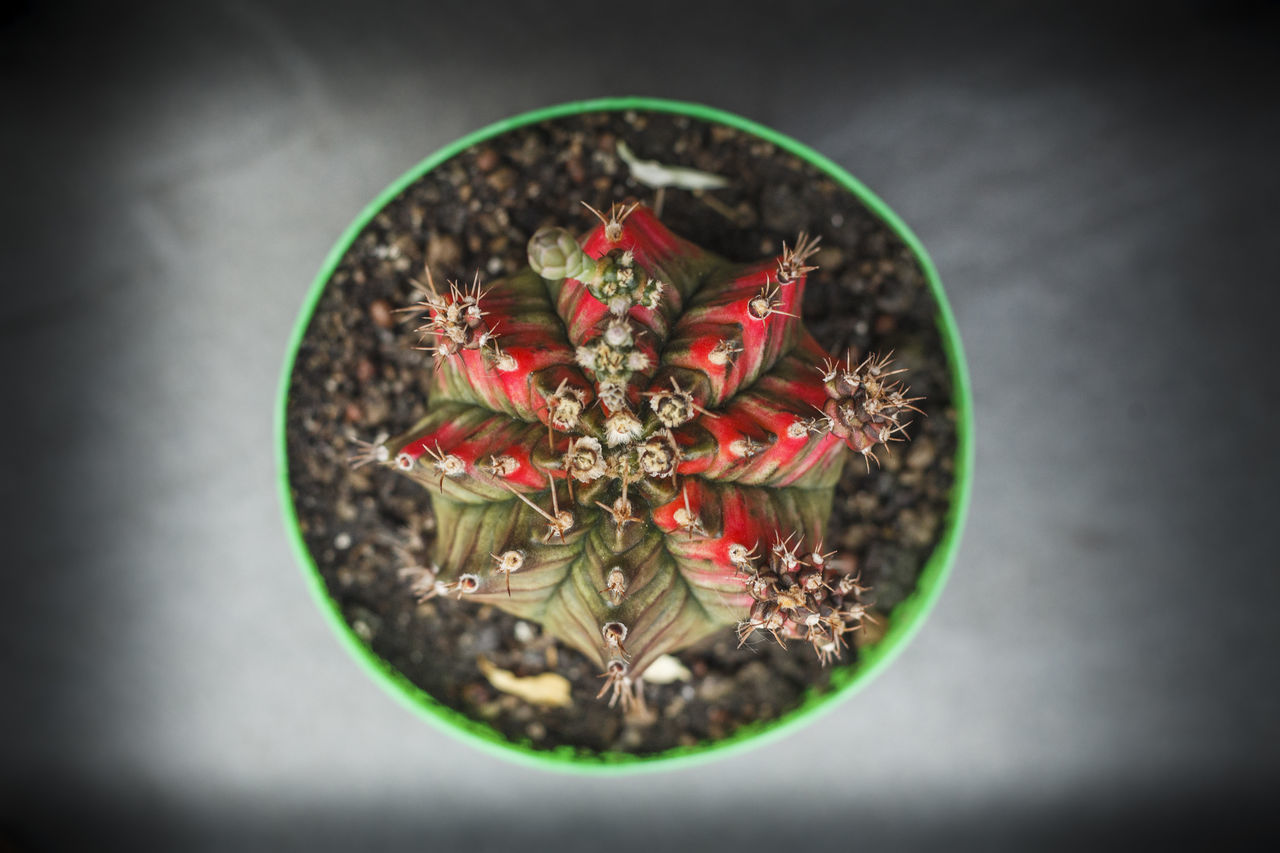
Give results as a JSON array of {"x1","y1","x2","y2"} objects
[{"x1": 360, "y1": 202, "x2": 920, "y2": 710}]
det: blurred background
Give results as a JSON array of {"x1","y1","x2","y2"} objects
[{"x1": 3, "y1": 1, "x2": 1278, "y2": 849}]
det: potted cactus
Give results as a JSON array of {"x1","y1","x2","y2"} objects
[{"x1": 279, "y1": 98, "x2": 971, "y2": 770}]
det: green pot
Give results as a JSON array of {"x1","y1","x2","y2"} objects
[{"x1": 277, "y1": 97, "x2": 973, "y2": 774}]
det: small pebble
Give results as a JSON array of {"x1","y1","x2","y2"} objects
[
  {"x1": 486, "y1": 167, "x2": 517, "y2": 194},
  {"x1": 369, "y1": 299, "x2": 393, "y2": 330},
  {"x1": 644, "y1": 654, "x2": 692, "y2": 684},
  {"x1": 815, "y1": 246, "x2": 846, "y2": 271},
  {"x1": 426, "y1": 233, "x2": 462, "y2": 269}
]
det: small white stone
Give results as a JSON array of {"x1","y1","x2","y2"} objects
[
  {"x1": 644, "y1": 654, "x2": 693, "y2": 684},
  {"x1": 513, "y1": 621, "x2": 535, "y2": 644}
]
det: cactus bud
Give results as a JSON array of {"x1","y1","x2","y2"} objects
[{"x1": 528, "y1": 226, "x2": 594, "y2": 281}]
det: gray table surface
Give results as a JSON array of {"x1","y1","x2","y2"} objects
[{"x1": 4, "y1": 1, "x2": 1278, "y2": 849}]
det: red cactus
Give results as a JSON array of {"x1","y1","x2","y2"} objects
[{"x1": 367, "y1": 203, "x2": 919, "y2": 709}]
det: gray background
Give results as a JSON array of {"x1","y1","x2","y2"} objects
[{"x1": 4, "y1": 1, "x2": 1278, "y2": 849}]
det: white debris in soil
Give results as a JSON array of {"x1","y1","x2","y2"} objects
[
  {"x1": 642, "y1": 654, "x2": 693, "y2": 684},
  {"x1": 616, "y1": 140, "x2": 730, "y2": 190}
]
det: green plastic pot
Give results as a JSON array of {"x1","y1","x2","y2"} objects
[{"x1": 277, "y1": 96, "x2": 973, "y2": 774}]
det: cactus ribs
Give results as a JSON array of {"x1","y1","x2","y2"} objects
[
  {"x1": 367, "y1": 202, "x2": 920, "y2": 710},
  {"x1": 286, "y1": 109, "x2": 957, "y2": 752}
]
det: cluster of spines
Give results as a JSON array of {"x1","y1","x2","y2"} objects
[
  {"x1": 404, "y1": 268, "x2": 515, "y2": 372},
  {"x1": 530, "y1": 202, "x2": 667, "y2": 318},
  {"x1": 807, "y1": 351, "x2": 924, "y2": 468},
  {"x1": 730, "y1": 534, "x2": 871, "y2": 666}
]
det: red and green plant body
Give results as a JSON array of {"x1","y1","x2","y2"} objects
[{"x1": 356, "y1": 203, "x2": 919, "y2": 709}]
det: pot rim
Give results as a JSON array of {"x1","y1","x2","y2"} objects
[{"x1": 276, "y1": 96, "x2": 974, "y2": 775}]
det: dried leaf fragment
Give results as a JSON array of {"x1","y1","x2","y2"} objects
[
  {"x1": 617, "y1": 140, "x2": 730, "y2": 190},
  {"x1": 477, "y1": 655, "x2": 573, "y2": 708}
]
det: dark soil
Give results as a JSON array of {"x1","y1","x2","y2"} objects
[{"x1": 285, "y1": 110, "x2": 958, "y2": 756}]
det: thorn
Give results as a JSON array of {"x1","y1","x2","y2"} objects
[
  {"x1": 777, "y1": 232, "x2": 821, "y2": 284},
  {"x1": 490, "y1": 549, "x2": 525, "y2": 597},
  {"x1": 346, "y1": 434, "x2": 391, "y2": 469},
  {"x1": 771, "y1": 531, "x2": 808, "y2": 573},
  {"x1": 694, "y1": 190, "x2": 749, "y2": 225},
  {"x1": 747, "y1": 283, "x2": 797, "y2": 322},
  {"x1": 674, "y1": 482, "x2": 706, "y2": 538},
  {"x1": 541, "y1": 470, "x2": 573, "y2": 544},
  {"x1": 499, "y1": 479, "x2": 557, "y2": 523},
  {"x1": 539, "y1": 381, "x2": 562, "y2": 451},
  {"x1": 596, "y1": 658, "x2": 640, "y2": 710},
  {"x1": 595, "y1": 497, "x2": 642, "y2": 545},
  {"x1": 420, "y1": 263, "x2": 442, "y2": 300},
  {"x1": 708, "y1": 338, "x2": 743, "y2": 368},
  {"x1": 601, "y1": 621, "x2": 629, "y2": 659},
  {"x1": 728, "y1": 541, "x2": 760, "y2": 573},
  {"x1": 810, "y1": 540, "x2": 838, "y2": 569},
  {"x1": 449, "y1": 573, "x2": 481, "y2": 598},
  {"x1": 581, "y1": 200, "x2": 639, "y2": 242},
  {"x1": 398, "y1": 561, "x2": 442, "y2": 602},
  {"x1": 421, "y1": 441, "x2": 466, "y2": 493},
  {"x1": 599, "y1": 566, "x2": 627, "y2": 607}
]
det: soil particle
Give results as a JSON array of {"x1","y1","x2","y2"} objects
[
  {"x1": 474, "y1": 148, "x2": 500, "y2": 173},
  {"x1": 425, "y1": 232, "x2": 462, "y2": 269}
]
